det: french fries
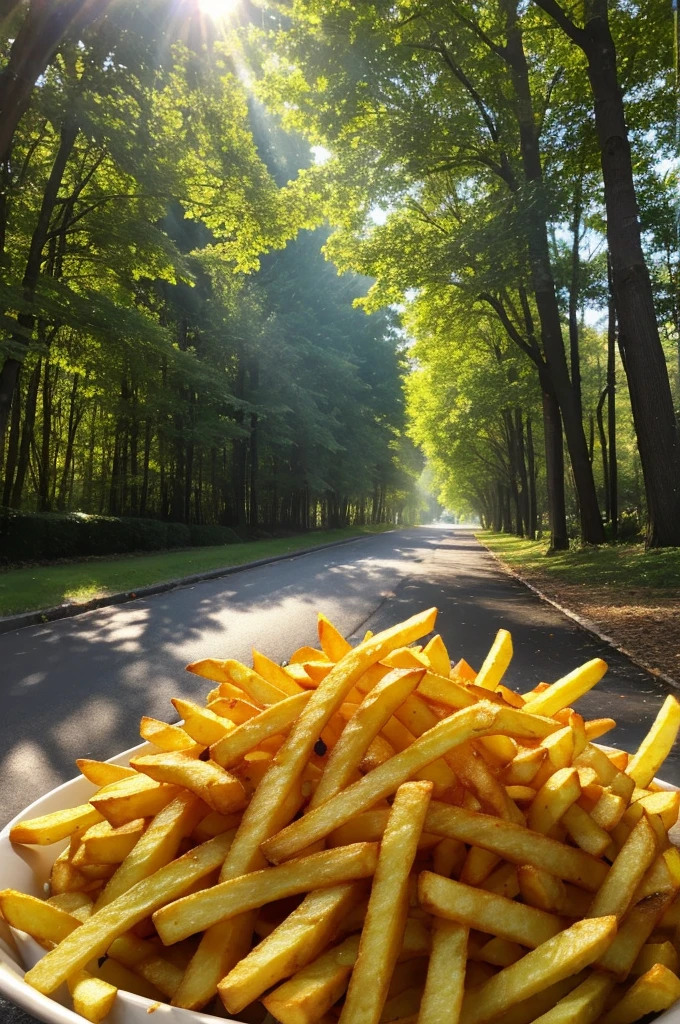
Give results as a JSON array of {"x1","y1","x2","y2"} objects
[{"x1": 6, "y1": 609, "x2": 680, "y2": 1024}]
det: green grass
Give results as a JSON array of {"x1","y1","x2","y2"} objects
[
  {"x1": 0, "y1": 524, "x2": 394, "y2": 617},
  {"x1": 478, "y1": 532, "x2": 680, "y2": 592}
]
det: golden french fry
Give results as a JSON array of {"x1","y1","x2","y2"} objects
[
  {"x1": 626, "y1": 695, "x2": 680, "y2": 788},
  {"x1": 528, "y1": 971, "x2": 615, "y2": 1024},
  {"x1": 289, "y1": 645, "x2": 329, "y2": 664},
  {"x1": 0, "y1": 890, "x2": 80, "y2": 945},
  {"x1": 107, "y1": 932, "x2": 183, "y2": 997},
  {"x1": 587, "y1": 816, "x2": 658, "y2": 920},
  {"x1": 76, "y1": 759, "x2": 136, "y2": 786},
  {"x1": 624, "y1": 790, "x2": 680, "y2": 831},
  {"x1": 561, "y1": 803, "x2": 612, "y2": 857},
  {"x1": 154, "y1": 842, "x2": 379, "y2": 945},
  {"x1": 418, "y1": 872, "x2": 561, "y2": 947},
  {"x1": 90, "y1": 773, "x2": 181, "y2": 828},
  {"x1": 311, "y1": 668, "x2": 424, "y2": 809},
  {"x1": 139, "y1": 716, "x2": 203, "y2": 755},
  {"x1": 67, "y1": 969, "x2": 117, "y2": 1023},
  {"x1": 424, "y1": 802, "x2": 608, "y2": 890},
  {"x1": 474, "y1": 936, "x2": 524, "y2": 967},
  {"x1": 432, "y1": 837, "x2": 467, "y2": 879},
  {"x1": 262, "y1": 919, "x2": 429, "y2": 1024},
  {"x1": 528, "y1": 767, "x2": 581, "y2": 834},
  {"x1": 10, "y1": 803, "x2": 103, "y2": 846},
  {"x1": 584, "y1": 719, "x2": 616, "y2": 741},
  {"x1": 475, "y1": 629, "x2": 513, "y2": 691},
  {"x1": 631, "y1": 940, "x2": 679, "y2": 977},
  {"x1": 191, "y1": 809, "x2": 242, "y2": 842},
  {"x1": 187, "y1": 657, "x2": 298, "y2": 700},
  {"x1": 171, "y1": 698, "x2": 235, "y2": 746},
  {"x1": 415, "y1": 672, "x2": 477, "y2": 712},
  {"x1": 130, "y1": 751, "x2": 246, "y2": 815},
  {"x1": 24, "y1": 830, "x2": 235, "y2": 994},
  {"x1": 210, "y1": 691, "x2": 312, "y2": 769},
  {"x1": 95, "y1": 957, "x2": 164, "y2": 1001},
  {"x1": 73, "y1": 818, "x2": 146, "y2": 866},
  {"x1": 264, "y1": 701, "x2": 555, "y2": 864},
  {"x1": 504, "y1": 747, "x2": 547, "y2": 786},
  {"x1": 219, "y1": 883, "x2": 365, "y2": 1012},
  {"x1": 460, "y1": 916, "x2": 617, "y2": 1024},
  {"x1": 595, "y1": 892, "x2": 673, "y2": 978},
  {"x1": 525, "y1": 659, "x2": 608, "y2": 717},
  {"x1": 518, "y1": 865, "x2": 568, "y2": 915},
  {"x1": 318, "y1": 612, "x2": 352, "y2": 661},
  {"x1": 601, "y1": 963, "x2": 680, "y2": 1024},
  {"x1": 46, "y1": 891, "x2": 93, "y2": 922},
  {"x1": 95, "y1": 791, "x2": 206, "y2": 908},
  {"x1": 253, "y1": 648, "x2": 307, "y2": 691},
  {"x1": 422, "y1": 634, "x2": 451, "y2": 677},
  {"x1": 338, "y1": 782, "x2": 432, "y2": 1024},
  {"x1": 209, "y1": 696, "x2": 261, "y2": 723}
]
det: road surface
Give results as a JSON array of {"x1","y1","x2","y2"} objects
[{"x1": 2, "y1": 525, "x2": 678, "y2": 1023}]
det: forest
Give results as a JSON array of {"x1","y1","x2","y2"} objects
[{"x1": 0, "y1": 0, "x2": 678, "y2": 549}]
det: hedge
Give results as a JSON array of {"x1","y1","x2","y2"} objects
[{"x1": 0, "y1": 509, "x2": 242, "y2": 564}]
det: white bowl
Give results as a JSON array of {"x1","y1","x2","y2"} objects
[
  {"x1": 0, "y1": 741, "x2": 232, "y2": 1024},
  {"x1": 2, "y1": 744, "x2": 680, "y2": 1023}
]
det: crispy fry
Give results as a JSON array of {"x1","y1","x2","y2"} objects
[
  {"x1": 311, "y1": 668, "x2": 425, "y2": 808},
  {"x1": 130, "y1": 751, "x2": 247, "y2": 815},
  {"x1": 0, "y1": 890, "x2": 80, "y2": 945},
  {"x1": 219, "y1": 883, "x2": 365, "y2": 1012},
  {"x1": 626, "y1": 695, "x2": 680, "y2": 788},
  {"x1": 187, "y1": 658, "x2": 298, "y2": 700},
  {"x1": 587, "y1": 816, "x2": 658, "y2": 920},
  {"x1": 76, "y1": 759, "x2": 136, "y2": 786},
  {"x1": 95, "y1": 791, "x2": 205, "y2": 908},
  {"x1": 424, "y1": 802, "x2": 609, "y2": 890},
  {"x1": 90, "y1": 773, "x2": 181, "y2": 828},
  {"x1": 73, "y1": 818, "x2": 146, "y2": 866},
  {"x1": 139, "y1": 716, "x2": 203, "y2": 755},
  {"x1": 525, "y1": 659, "x2": 608, "y2": 717},
  {"x1": 595, "y1": 892, "x2": 673, "y2": 978},
  {"x1": 262, "y1": 917, "x2": 429, "y2": 1024},
  {"x1": 154, "y1": 842, "x2": 379, "y2": 945},
  {"x1": 67, "y1": 969, "x2": 117, "y2": 1023},
  {"x1": 318, "y1": 612, "x2": 352, "y2": 661},
  {"x1": 419, "y1": 872, "x2": 561, "y2": 946},
  {"x1": 422, "y1": 634, "x2": 451, "y2": 677},
  {"x1": 253, "y1": 648, "x2": 307, "y2": 692},
  {"x1": 416, "y1": 918, "x2": 466, "y2": 1024},
  {"x1": 528, "y1": 767, "x2": 581, "y2": 834},
  {"x1": 210, "y1": 690, "x2": 312, "y2": 769},
  {"x1": 338, "y1": 782, "x2": 432, "y2": 1024},
  {"x1": 10, "y1": 803, "x2": 103, "y2": 845},
  {"x1": 601, "y1": 963, "x2": 680, "y2": 1024},
  {"x1": 474, "y1": 628, "x2": 513, "y2": 691},
  {"x1": 171, "y1": 698, "x2": 235, "y2": 746},
  {"x1": 24, "y1": 830, "x2": 235, "y2": 994},
  {"x1": 460, "y1": 916, "x2": 617, "y2": 1024},
  {"x1": 529, "y1": 971, "x2": 614, "y2": 1024}
]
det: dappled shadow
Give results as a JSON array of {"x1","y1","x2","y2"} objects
[
  {"x1": 0, "y1": 527, "x2": 440, "y2": 824},
  {"x1": 2, "y1": 524, "x2": 679, "y2": 828}
]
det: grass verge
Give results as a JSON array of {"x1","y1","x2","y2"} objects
[
  {"x1": 478, "y1": 531, "x2": 680, "y2": 681},
  {"x1": 478, "y1": 533, "x2": 680, "y2": 591},
  {"x1": 0, "y1": 524, "x2": 394, "y2": 617}
]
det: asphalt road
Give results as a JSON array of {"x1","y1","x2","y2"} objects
[{"x1": 2, "y1": 525, "x2": 679, "y2": 1023}]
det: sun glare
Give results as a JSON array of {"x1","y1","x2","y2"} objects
[{"x1": 198, "y1": 0, "x2": 239, "y2": 21}]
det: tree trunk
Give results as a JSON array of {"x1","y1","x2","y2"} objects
[
  {"x1": 139, "y1": 420, "x2": 152, "y2": 518},
  {"x1": 249, "y1": 356, "x2": 259, "y2": 530},
  {"x1": 542, "y1": 385, "x2": 568, "y2": 550},
  {"x1": 56, "y1": 374, "x2": 81, "y2": 510},
  {"x1": 515, "y1": 408, "x2": 532, "y2": 538},
  {"x1": 608, "y1": 255, "x2": 618, "y2": 539},
  {"x1": 526, "y1": 414, "x2": 538, "y2": 538},
  {"x1": 2, "y1": 374, "x2": 21, "y2": 506},
  {"x1": 534, "y1": 0, "x2": 680, "y2": 546},
  {"x1": 569, "y1": 172, "x2": 583, "y2": 421},
  {"x1": 502, "y1": 0, "x2": 605, "y2": 544},
  {"x1": 10, "y1": 358, "x2": 41, "y2": 507},
  {"x1": 596, "y1": 386, "x2": 610, "y2": 523},
  {"x1": 0, "y1": 120, "x2": 78, "y2": 446}
]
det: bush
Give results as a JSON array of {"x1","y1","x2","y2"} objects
[{"x1": 0, "y1": 509, "x2": 241, "y2": 564}]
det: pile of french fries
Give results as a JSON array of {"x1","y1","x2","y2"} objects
[{"x1": 4, "y1": 607, "x2": 680, "y2": 1024}]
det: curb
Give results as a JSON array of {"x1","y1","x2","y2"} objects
[
  {"x1": 478, "y1": 538, "x2": 680, "y2": 694},
  {"x1": 0, "y1": 531, "x2": 394, "y2": 636}
]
